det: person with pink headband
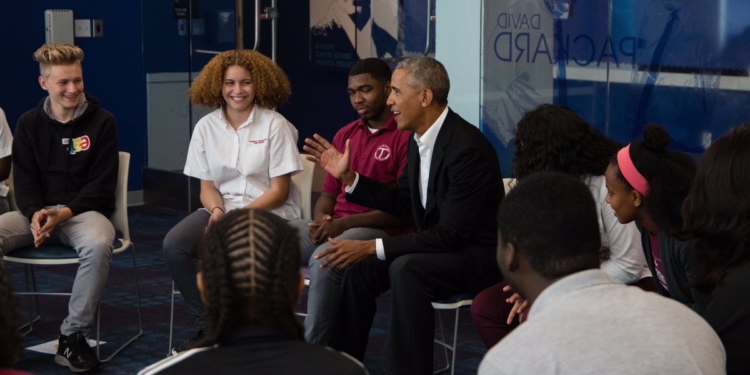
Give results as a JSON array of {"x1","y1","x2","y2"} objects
[{"x1": 605, "y1": 124, "x2": 704, "y2": 311}]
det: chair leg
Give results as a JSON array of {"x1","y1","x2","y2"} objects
[
  {"x1": 168, "y1": 281, "x2": 176, "y2": 356},
  {"x1": 96, "y1": 245, "x2": 144, "y2": 363},
  {"x1": 433, "y1": 310, "x2": 451, "y2": 374},
  {"x1": 17, "y1": 265, "x2": 41, "y2": 336},
  {"x1": 450, "y1": 307, "x2": 461, "y2": 375}
]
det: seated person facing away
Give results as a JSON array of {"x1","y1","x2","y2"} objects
[
  {"x1": 0, "y1": 263, "x2": 33, "y2": 375},
  {"x1": 304, "y1": 56, "x2": 504, "y2": 375},
  {"x1": 605, "y1": 124, "x2": 704, "y2": 311},
  {"x1": 479, "y1": 172, "x2": 726, "y2": 375},
  {"x1": 0, "y1": 108, "x2": 11, "y2": 214},
  {"x1": 471, "y1": 104, "x2": 651, "y2": 349},
  {"x1": 287, "y1": 57, "x2": 413, "y2": 345},
  {"x1": 683, "y1": 124, "x2": 750, "y2": 375},
  {"x1": 139, "y1": 209, "x2": 368, "y2": 375},
  {"x1": 163, "y1": 50, "x2": 302, "y2": 354},
  {"x1": 0, "y1": 43, "x2": 119, "y2": 373}
]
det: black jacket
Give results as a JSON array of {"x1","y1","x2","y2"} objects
[
  {"x1": 139, "y1": 325, "x2": 367, "y2": 375},
  {"x1": 347, "y1": 109, "x2": 504, "y2": 295},
  {"x1": 638, "y1": 225, "x2": 706, "y2": 313},
  {"x1": 12, "y1": 93, "x2": 118, "y2": 220}
]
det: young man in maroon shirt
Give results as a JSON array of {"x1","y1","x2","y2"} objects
[{"x1": 289, "y1": 58, "x2": 413, "y2": 344}]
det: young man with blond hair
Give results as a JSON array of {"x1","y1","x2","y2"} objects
[{"x1": 0, "y1": 43, "x2": 119, "y2": 373}]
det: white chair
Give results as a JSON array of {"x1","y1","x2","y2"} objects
[
  {"x1": 291, "y1": 154, "x2": 316, "y2": 220},
  {"x1": 503, "y1": 178, "x2": 516, "y2": 195},
  {"x1": 432, "y1": 294, "x2": 472, "y2": 375},
  {"x1": 3, "y1": 152, "x2": 143, "y2": 362}
]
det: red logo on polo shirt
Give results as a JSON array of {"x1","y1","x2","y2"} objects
[
  {"x1": 249, "y1": 138, "x2": 267, "y2": 145},
  {"x1": 374, "y1": 145, "x2": 391, "y2": 161}
]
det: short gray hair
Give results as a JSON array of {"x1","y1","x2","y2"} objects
[{"x1": 395, "y1": 56, "x2": 450, "y2": 105}]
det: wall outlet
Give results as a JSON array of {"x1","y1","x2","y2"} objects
[
  {"x1": 93, "y1": 19, "x2": 103, "y2": 37},
  {"x1": 75, "y1": 19, "x2": 91, "y2": 37}
]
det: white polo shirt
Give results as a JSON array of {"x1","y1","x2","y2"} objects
[
  {"x1": 184, "y1": 106, "x2": 303, "y2": 220},
  {"x1": 0, "y1": 108, "x2": 12, "y2": 198}
]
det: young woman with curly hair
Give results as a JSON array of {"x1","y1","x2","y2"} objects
[
  {"x1": 682, "y1": 124, "x2": 750, "y2": 374},
  {"x1": 163, "y1": 50, "x2": 303, "y2": 354},
  {"x1": 604, "y1": 124, "x2": 703, "y2": 311},
  {"x1": 470, "y1": 104, "x2": 652, "y2": 349},
  {"x1": 141, "y1": 209, "x2": 367, "y2": 375}
]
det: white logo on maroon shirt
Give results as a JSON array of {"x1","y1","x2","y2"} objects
[{"x1": 374, "y1": 145, "x2": 391, "y2": 161}]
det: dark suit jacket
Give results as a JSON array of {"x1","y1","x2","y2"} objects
[{"x1": 347, "y1": 109, "x2": 504, "y2": 294}]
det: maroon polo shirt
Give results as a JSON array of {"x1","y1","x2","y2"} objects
[{"x1": 322, "y1": 114, "x2": 413, "y2": 235}]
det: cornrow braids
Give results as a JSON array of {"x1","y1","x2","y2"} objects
[{"x1": 193, "y1": 209, "x2": 302, "y2": 349}]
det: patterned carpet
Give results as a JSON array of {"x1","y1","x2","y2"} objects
[{"x1": 6, "y1": 206, "x2": 487, "y2": 374}]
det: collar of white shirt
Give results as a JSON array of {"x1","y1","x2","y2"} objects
[
  {"x1": 413, "y1": 106, "x2": 449, "y2": 149},
  {"x1": 219, "y1": 106, "x2": 258, "y2": 130}
]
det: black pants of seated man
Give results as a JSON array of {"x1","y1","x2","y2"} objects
[{"x1": 329, "y1": 252, "x2": 467, "y2": 375}]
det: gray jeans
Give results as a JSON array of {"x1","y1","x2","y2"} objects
[
  {"x1": 288, "y1": 219, "x2": 387, "y2": 345},
  {"x1": 162, "y1": 209, "x2": 211, "y2": 332},
  {"x1": 0, "y1": 209, "x2": 115, "y2": 336}
]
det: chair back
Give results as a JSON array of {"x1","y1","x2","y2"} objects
[
  {"x1": 111, "y1": 152, "x2": 131, "y2": 241},
  {"x1": 503, "y1": 178, "x2": 516, "y2": 195},
  {"x1": 291, "y1": 155, "x2": 316, "y2": 221}
]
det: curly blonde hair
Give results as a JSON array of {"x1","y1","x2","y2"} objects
[
  {"x1": 33, "y1": 43, "x2": 84, "y2": 78},
  {"x1": 189, "y1": 50, "x2": 291, "y2": 109}
]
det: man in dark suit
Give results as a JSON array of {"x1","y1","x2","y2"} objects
[{"x1": 304, "y1": 56, "x2": 503, "y2": 375}]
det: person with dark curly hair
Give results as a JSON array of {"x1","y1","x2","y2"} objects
[
  {"x1": 140, "y1": 209, "x2": 367, "y2": 375},
  {"x1": 604, "y1": 124, "x2": 703, "y2": 311},
  {"x1": 478, "y1": 172, "x2": 725, "y2": 375},
  {"x1": 0, "y1": 264, "x2": 32, "y2": 375},
  {"x1": 470, "y1": 104, "x2": 652, "y2": 349},
  {"x1": 682, "y1": 124, "x2": 750, "y2": 374},
  {"x1": 163, "y1": 50, "x2": 303, "y2": 354}
]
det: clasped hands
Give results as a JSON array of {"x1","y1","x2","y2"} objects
[
  {"x1": 30, "y1": 207, "x2": 72, "y2": 248},
  {"x1": 504, "y1": 284, "x2": 530, "y2": 324}
]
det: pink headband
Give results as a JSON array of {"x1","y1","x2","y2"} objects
[{"x1": 617, "y1": 145, "x2": 650, "y2": 196}]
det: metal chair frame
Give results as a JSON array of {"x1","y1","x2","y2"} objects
[{"x1": 3, "y1": 152, "x2": 143, "y2": 362}]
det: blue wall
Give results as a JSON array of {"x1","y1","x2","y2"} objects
[{"x1": 0, "y1": 2, "x2": 147, "y2": 191}]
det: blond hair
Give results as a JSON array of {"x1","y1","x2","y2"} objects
[
  {"x1": 189, "y1": 50, "x2": 291, "y2": 109},
  {"x1": 33, "y1": 44, "x2": 84, "y2": 78}
]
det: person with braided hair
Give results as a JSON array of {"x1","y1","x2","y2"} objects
[
  {"x1": 163, "y1": 50, "x2": 303, "y2": 354},
  {"x1": 604, "y1": 124, "x2": 704, "y2": 311},
  {"x1": 682, "y1": 124, "x2": 750, "y2": 374},
  {"x1": 141, "y1": 209, "x2": 367, "y2": 375}
]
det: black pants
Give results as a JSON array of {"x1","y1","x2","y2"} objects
[{"x1": 329, "y1": 253, "x2": 467, "y2": 375}]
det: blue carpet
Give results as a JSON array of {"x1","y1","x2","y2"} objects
[{"x1": 6, "y1": 206, "x2": 488, "y2": 374}]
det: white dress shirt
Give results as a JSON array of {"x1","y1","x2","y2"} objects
[
  {"x1": 346, "y1": 107, "x2": 450, "y2": 260},
  {"x1": 184, "y1": 106, "x2": 303, "y2": 220}
]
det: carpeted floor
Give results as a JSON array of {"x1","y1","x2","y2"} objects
[{"x1": 6, "y1": 206, "x2": 488, "y2": 374}]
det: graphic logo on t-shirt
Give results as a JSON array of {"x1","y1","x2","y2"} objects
[
  {"x1": 69, "y1": 135, "x2": 90, "y2": 154},
  {"x1": 374, "y1": 145, "x2": 391, "y2": 161}
]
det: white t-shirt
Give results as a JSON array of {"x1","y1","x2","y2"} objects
[
  {"x1": 0, "y1": 108, "x2": 12, "y2": 198},
  {"x1": 184, "y1": 106, "x2": 303, "y2": 220}
]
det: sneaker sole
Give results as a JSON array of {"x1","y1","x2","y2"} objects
[{"x1": 54, "y1": 354, "x2": 99, "y2": 373}]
